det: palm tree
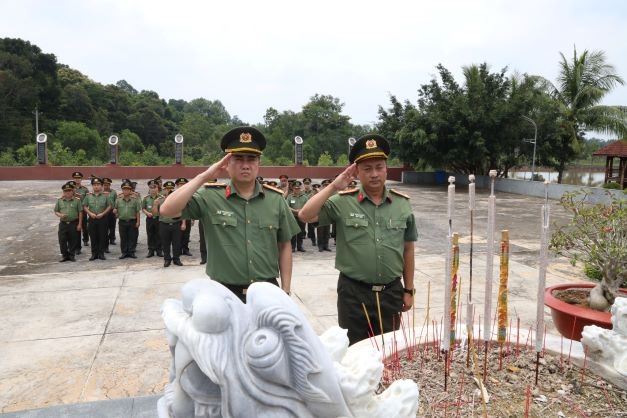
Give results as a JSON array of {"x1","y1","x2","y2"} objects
[{"x1": 540, "y1": 47, "x2": 627, "y2": 182}]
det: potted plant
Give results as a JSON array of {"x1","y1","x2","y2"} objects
[{"x1": 547, "y1": 189, "x2": 627, "y2": 340}]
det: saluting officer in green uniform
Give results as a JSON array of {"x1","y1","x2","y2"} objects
[
  {"x1": 114, "y1": 180, "x2": 141, "y2": 259},
  {"x1": 83, "y1": 177, "x2": 112, "y2": 261},
  {"x1": 286, "y1": 180, "x2": 309, "y2": 252},
  {"x1": 299, "y1": 134, "x2": 418, "y2": 345},
  {"x1": 160, "y1": 126, "x2": 300, "y2": 302},
  {"x1": 54, "y1": 182, "x2": 83, "y2": 262},
  {"x1": 142, "y1": 179, "x2": 162, "y2": 257}
]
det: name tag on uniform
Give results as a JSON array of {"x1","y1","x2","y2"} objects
[
  {"x1": 290, "y1": 200, "x2": 296, "y2": 204},
  {"x1": 216, "y1": 210, "x2": 234, "y2": 217},
  {"x1": 349, "y1": 213, "x2": 365, "y2": 219}
]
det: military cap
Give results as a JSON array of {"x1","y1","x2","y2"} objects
[
  {"x1": 256, "y1": 176, "x2": 264, "y2": 182},
  {"x1": 90, "y1": 177, "x2": 103, "y2": 185},
  {"x1": 288, "y1": 179, "x2": 296, "y2": 184},
  {"x1": 147, "y1": 179, "x2": 158, "y2": 187},
  {"x1": 321, "y1": 179, "x2": 332, "y2": 186},
  {"x1": 267, "y1": 180, "x2": 278, "y2": 187},
  {"x1": 292, "y1": 180, "x2": 302, "y2": 187},
  {"x1": 279, "y1": 174, "x2": 289, "y2": 180},
  {"x1": 302, "y1": 177, "x2": 312, "y2": 184},
  {"x1": 154, "y1": 176, "x2": 163, "y2": 184},
  {"x1": 220, "y1": 126, "x2": 266, "y2": 155},
  {"x1": 348, "y1": 134, "x2": 390, "y2": 164},
  {"x1": 312, "y1": 183, "x2": 321, "y2": 189},
  {"x1": 130, "y1": 181, "x2": 138, "y2": 190},
  {"x1": 71, "y1": 171, "x2": 83, "y2": 179},
  {"x1": 175, "y1": 177, "x2": 188, "y2": 185},
  {"x1": 163, "y1": 181, "x2": 176, "y2": 189},
  {"x1": 121, "y1": 180, "x2": 133, "y2": 189},
  {"x1": 62, "y1": 182, "x2": 75, "y2": 191},
  {"x1": 67, "y1": 180, "x2": 77, "y2": 188},
  {"x1": 102, "y1": 177, "x2": 113, "y2": 185},
  {"x1": 348, "y1": 180, "x2": 357, "y2": 188}
]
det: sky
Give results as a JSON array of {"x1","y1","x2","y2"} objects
[{"x1": 2, "y1": 0, "x2": 627, "y2": 130}]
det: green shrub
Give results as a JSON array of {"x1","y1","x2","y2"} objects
[
  {"x1": 584, "y1": 264, "x2": 602, "y2": 281},
  {"x1": 603, "y1": 181, "x2": 621, "y2": 189}
]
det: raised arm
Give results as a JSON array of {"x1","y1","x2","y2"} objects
[{"x1": 298, "y1": 163, "x2": 357, "y2": 223}]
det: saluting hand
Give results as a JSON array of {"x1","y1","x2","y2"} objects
[
  {"x1": 204, "y1": 153, "x2": 231, "y2": 179},
  {"x1": 332, "y1": 163, "x2": 358, "y2": 191}
]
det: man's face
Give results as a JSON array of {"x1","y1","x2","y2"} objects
[
  {"x1": 92, "y1": 183, "x2": 103, "y2": 193},
  {"x1": 292, "y1": 186, "x2": 302, "y2": 196},
  {"x1": 303, "y1": 182, "x2": 312, "y2": 192},
  {"x1": 279, "y1": 178, "x2": 288, "y2": 187},
  {"x1": 356, "y1": 158, "x2": 387, "y2": 190},
  {"x1": 149, "y1": 185, "x2": 158, "y2": 195},
  {"x1": 74, "y1": 178, "x2": 82, "y2": 186},
  {"x1": 227, "y1": 153, "x2": 260, "y2": 183},
  {"x1": 103, "y1": 183, "x2": 111, "y2": 191},
  {"x1": 122, "y1": 188, "x2": 132, "y2": 197},
  {"x1": 63, "y1": 189, "x2": 74, "y2": 199}
]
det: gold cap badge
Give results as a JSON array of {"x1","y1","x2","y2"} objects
[
  {"x1": 365, "y1": 139, "x2": 377, "y2": 149},
  {"x1": 240, "y1": 132, "x2": 252, "y2": 143}
]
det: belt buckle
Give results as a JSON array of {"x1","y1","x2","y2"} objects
[
  {"x1": 371, "y1": 285, "x2": 385, "y2": 292},
  {"x1": 242, "y1": 288, "x2": 248, "y2": 295}
]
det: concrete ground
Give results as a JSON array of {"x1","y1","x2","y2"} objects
[{"x1": 0, "y1": 180, "x2": 589, "y2": 415}]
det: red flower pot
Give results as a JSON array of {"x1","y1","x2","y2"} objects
[{"x1": 544, "y1": 283, "x2": 627, "y2": 341}]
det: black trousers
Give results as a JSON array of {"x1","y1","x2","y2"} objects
[
  {"x1": 146, "y1": 216, "x2": 161, "y2": 251},
  {"x1": 307, "y1": 221, "x2": 317, "y2": 243},
  {"x1": 58, "y1": 220, "x2": 78, "y2": 258},
  {"x1": 291, "y1": 218, "x2": 305, "y2": 250},
  {"x1": 337, "y1": 273, "x2": 403, "y2": 346},
  {"x1": 160, "y1": 221, "x2": 182, "y2": 261},
  {"x1": 118, "y1": 219, "x2": 137, "y2": 256},
  {"x1": 181, "y1": 220, "x2": 191, "y2": 252},
  {"x1": 82, "y1": 211, "x2": 89, "y2": 243},
  {"x1": 107, "y1": 211, "x2": 116, "y2": 243},
  {"x1": 87, "y1": 217, "x2": 108, "y2": 256},
  {"x1": 216, "y1": 278, "x2": 279, "y2": 303},
  {"x1": 317, "y1": 224, "x2": 330, "y2": 250},
  {"x1": 199, "y1": 221, "x2": 206, "y2": 261}
]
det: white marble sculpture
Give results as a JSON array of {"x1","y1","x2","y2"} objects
[
  {"x1": 581, "y1": 297, "x2": 627, "y2": 388},
  {"x1": 157, "y1": 278, "x2": 419, "y2": 418}
]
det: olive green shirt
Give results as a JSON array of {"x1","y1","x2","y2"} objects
[
  {"x1": 317, "y1": 186, "x2": 418, "y2": 283},
  {"x1": 104, "y1": 190, "x2": 117, "y2": 205},
  {"x1": 286, "y1": 192, "x2": 309, "y2": 211},
  {"x1": 114, "y1": 197, "x2": 140, "y2": 221},
  {"x1": 83, "y1": 193, "x2": 111, "y2": 215},
  {"x1": 54, "y1": 197, "x2": 82, "y2": 221},
  {"x1": 142, "y1": 195, "x2": 159, "y2": 217},
  {"x1": 74, "y1": 185, "x2": 88, "y2": 202},
  {"x1": 182, "y1": 181, "x2": 300, "y2": 285},
  {"x1": 156, "y1": 194, "x2": 178, "y2": 224}
]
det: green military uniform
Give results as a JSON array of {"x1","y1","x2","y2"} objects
[
  {"x1": 74, "y1": 183, "x2": 90, "y2": 247},
  {"x1": 286, "y1": 185, "x2": 309, "y2": 252},
  {"x1": 83, "y1": 182, "x2": 112, "y2": 260},
  {"x1": 54, "y1": 184, "x2": 83, "y2": 261},
  {"x1": 158, "y1": 183, "x2": 183, "y2": 266},
  {"x1": 142, "y1": 185, "x2": 162, "y2": 257},
  {"x1": 182, "y1": 181, "x2": 299, "y2": 286},
  {"x1": 114, "y1": 182, "x2": 141, "y2": 258}
]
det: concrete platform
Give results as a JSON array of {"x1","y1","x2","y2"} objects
[{"x1": 0, "y1": 180, "x2": 589, "y2": 416}]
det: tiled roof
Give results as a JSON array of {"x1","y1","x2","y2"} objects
[{"x1": 592, "y1": 140, "x2": 627, "y2": 157}]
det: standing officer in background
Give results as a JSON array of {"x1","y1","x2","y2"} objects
[
  {"x1": 160, "y1": 126, "x2": 300, "y2": 302},
  {"x1": 302, "y1": 177, "x2": 317, "y2": 247},
  {"x1": 299, "y1": 134, "x2": 418, "y2": 345},
  {"x1": 175, "y1": 177, "x2": 193, "y2": 256},
  {"x1": 71, "y1": 172, "x2": 89, "y2": 253},
  {"x1": 286, "y1": 180, "x2": 308, "y2": 252},
  {"x1": 315, "y1": 179, "x2": 333, "y2": 252},
  {"x1": 114, "y1": 180, "x2": 141, "y2": 259},
  {"x1": 154, "y1": 181, "x2": 184, "y2": 267},
  {"x1": 83, "y1": 177, "x2": 112, "y2": 261},
  {"x1": 142, "y1": 179, "x2": 162, "y2": 258},
  {"x1": 54, "y1": 182, "x2": 83, "y2": 262},
  {"x1": 102, "y1": 177, "x2": 117, "y2": 248}
]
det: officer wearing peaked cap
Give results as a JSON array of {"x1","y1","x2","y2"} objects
[
  {"x1": 299, "y1": 133, "x2": 418, "y2": 345},
  {"x1": 143, "y1": 179, "x2": 163, "y2": 258},
  {"x1": 70, "y1": 171, "x2": 90, "y2": 250},
  {"x1": 175, "y1": 177, "x2": 192, "y2": 257},
  {"x1": 159, "y1": 126, "x2": 299, "y2": 302},
  {"x1": 83, "y1": 176, "x2": 112, "y2": 261},
  {"x1": 54, "y1": 182, "x2": 83, "y2": 262},
  {"x1": 114, "y1": 180, "x2": 141, "y2": 259},
  {"x1": 154, "y1": 181, "x2": 183, "y2": 267},
  {"x1": 101, "y1": 177, "x2": 117, "y2": 249}
]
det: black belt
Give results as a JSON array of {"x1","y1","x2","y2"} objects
[
  {"x1": 340, "y1": 272, "x2": 400, "y2": 292},
  {"x1": 160, "y1": 220, "x2": 181, "y2": 225},
  {"x1": 216, "y1": 278, "x2": 278, "y2": 295},
  {"x1": 61, "y1": 220, "x2": 78, "y2": 224},
  {"x1": 119, "y1": 219, "x2": 135, "y2": 222}
]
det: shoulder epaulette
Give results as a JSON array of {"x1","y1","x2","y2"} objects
[
  {"x1": 262, "y1": 183, "x2": 284, "y2": 194},
  {"x1": 204, "y1": 182, "x2": 227, "y2": 188},
  {"x1": 390, "y1": 188, "x2": 410, "y2": 199},
  {"x1": 338, "y1": 188, "x2": 359, "y2": 195}
]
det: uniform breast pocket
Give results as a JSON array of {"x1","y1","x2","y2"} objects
[
  {"x1": 212, "y1": 216, "x2": 237, "y2": 228},
  {"x1": 343, "y1": 217, "x2": 369, "y2": 243},
  {"x1": 384, "y1": 219, "x2": 407, "y2": 241}
]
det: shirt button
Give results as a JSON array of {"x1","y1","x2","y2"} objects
[
  {"x1": 247, "y1": 240, "x2": 251, "y2": 244},
  {"x1": 247, "y1": 220, "x2": 251, "y2": 224}
]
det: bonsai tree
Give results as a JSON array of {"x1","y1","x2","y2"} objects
[{"x1": 550, "y1": 189, "x2": 626, "y2": 311}]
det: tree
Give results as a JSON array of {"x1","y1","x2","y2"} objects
[{"x1": 539, "y1": 47, "x2": 627, "y2": 183}]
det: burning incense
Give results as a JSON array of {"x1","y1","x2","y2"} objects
[
  {"x1": 483, "y1": 170, "x2": 497, "y2": 380},
  {"x1": 497, "y1": 230, "x2": 510, "y2": 344},
  {"x1": 450, "y1": 233, "x2": 460, "y2": 348}
]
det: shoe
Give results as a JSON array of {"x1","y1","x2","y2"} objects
[
  {"x1": 59, "y1": 257, "x2": 69, "y2": 262},
  {"x1": 110, "y1": 239, "x2": 116, "y2": 245},
  {"x1": 75, "y1": 249, "x2": 81, "y2": 255},
  {"x1": 128, "y1": 253, "x2": 137, "y2": 259},
  {"x1": 319, "y1": 248, "x2": 324, "y2": 252},
  {"x1": 182, "y1": 249, "x2": 192, "y2": 256},
  {"x1": 200, "y1": 259, "x2": 207, "y2": 265},
  {"x1": 156, "y1": 250, "x2": 164, "y2": 257},
  {"x1": 104, "y1": 248, "x2": 110, "y2": 253},
  {"x1": 173, "y1": 258, "x2": 183, "y2": 266},
  {"x1": 69, "y1": 256, "x2": 76, "y2": 262},
  {"x1": 89, "y1": 255, "x2": 97, "y2": 261},
  {"x1": 324, "y1": 247, "x2": 332, "y2": 252},
  {"x1": 98, "y1": 254, "x2": 106, "y2": 260},
  {"x1": 164, "y1": 260, "x2": 171, "y2": 267},
  {"x1": 311, "y1": 240, "x2": 317, "y2": 246},
  {"x1": 119, "y1": 254, "x2": 127, "y2": 259},
  {"x1": 147, "y1": 251, "x2": 154, "y2": 258},
  {"x1": 83, "y1": 240, "x2": 89, "y2": 246},
  {"x1": 297, "y1": 247, "x2": 306, "y2": 252}
]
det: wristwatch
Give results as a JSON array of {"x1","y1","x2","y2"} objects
[{"x1": 403, "y1": 288, "x2": 416, "y2": 296}]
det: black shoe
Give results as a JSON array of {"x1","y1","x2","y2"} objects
[
  {"x1": 128, "y1": 253, "x2": 137, "y2": 259},
  {"x1": 319, "y1": 248, "x2": 324, "y2": 252},
  {"x1": 59, "y1": 257, "x2": 69, "y2": 262},
  {"x1": 182, "y1": 249, "x2": 192, "y2": 256},
  {"x1": 173, "y1": 258, "x2": 183, "y2": 266},
  {"x1": 110, "y1": 239, "x2": 116, "y2": 245},
  {"x1": 200, "y1": 259, "x2": 207, "y2": 265},
  {"x1": 75, "y1": 249, "x2": 81, "y2": 255},
  {"x1": 164, "y1": 260, "x2": 171, "y2": 267},
  {"x1": 311, "y1": 240, "x2": 317, "y2": 246},
  {"x1": 324, "y1": 247, "x2": 332, "y2": 252},
  {"x1": 147, "y1": 251, "x2": 155, "y2": 258},
  {"x1": 156, "y1": 250, "x2": 164, "y2": 257},
  {"x1": 104, "y1": 248, "x2": 110, "y2": 253},
  {"x1": 69, "y1": 256, "x2": 76, "y2": 262},
  {"x1": 89, "y1": 255, "x2": 97, "y2": 261},
  {"x1": 297, "y1": 247, "x2": 306, "y2": 252},
  {"x1": 98, "y1": 254, "x2": 106, "y2": 260},
  {"x1": 119, "y1": 254, "x2": 127, "y2": 259},
  {"x1": 83, "y1": 240, "x2": 89, "y2": 246}
]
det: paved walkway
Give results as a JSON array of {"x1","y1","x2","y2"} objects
[{"x1": 0, "y1": 180, "x2": 588, "y2": 415}]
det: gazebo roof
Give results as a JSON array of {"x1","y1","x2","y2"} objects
[{"x1": 592, "y1": 139, "x2": 627, "y2": 157}]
